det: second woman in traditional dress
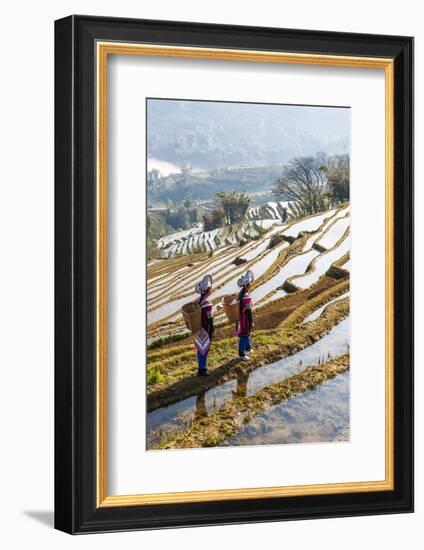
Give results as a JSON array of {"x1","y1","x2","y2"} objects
[
  {"x1": 236, "y1": 270, "x2": 254, "y2": 361},
  {"x1": 194, "y1": 275, "x2": 214, "y2": 376}
]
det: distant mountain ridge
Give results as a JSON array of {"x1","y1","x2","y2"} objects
[{"x1": 147, "y1": 99, "x2": 350, "y2": 171}]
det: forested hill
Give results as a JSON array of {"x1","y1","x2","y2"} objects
[{"x1": 147, "y1": 99, "x2": 350, "y2": 170}]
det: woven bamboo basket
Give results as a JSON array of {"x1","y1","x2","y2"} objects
[
  {"x1": 222, "y1": 294, "x2": 240, "y2": 323},
  {"x1": 181, "y1": 301, "x2": 202, "y2": 333}
]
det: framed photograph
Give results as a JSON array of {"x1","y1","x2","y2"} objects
[{"x1": 54, "y1": 15, "x2": 413, "y2": 534}]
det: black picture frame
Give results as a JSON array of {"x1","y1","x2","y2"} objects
[{"x1": 55, "y1": 15, "x2": 414, "y2": 534}]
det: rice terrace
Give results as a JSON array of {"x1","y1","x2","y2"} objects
[{"x1": 146, "y1": 98, "x2": 350, "y2": 451}]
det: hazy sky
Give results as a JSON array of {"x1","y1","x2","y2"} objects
[{"x1": 147, "y1": 98, "x2": 350, "y2": 170}]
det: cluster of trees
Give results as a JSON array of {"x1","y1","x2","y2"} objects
[
  {"x1": 146, "y1": 213, "x2": 173, "y2": 258},
  {"x1": 215, "y1": 191, "x2": 251, "y2": 224},
  {"x1": 146, "y1": 200, "x2": 202, "y2": 258},
  {"x1": 203, "y1": 208, "x2": 226, "y2": 231},
  {"x1": 324, "y1": 155, "x2": 349, "y2": 203},
  {"x1": 203, "y1": 191, "x2": 251, "y2": 231},
  {"x1": 146, "y1": 168, "x2": 161, "y2": 189},
  {"x1": 273, "y1": 153, "x2": 349, "y2": 217},
  {"x1": 163, "y1": 199, "x2": 199, "y2": 229}
]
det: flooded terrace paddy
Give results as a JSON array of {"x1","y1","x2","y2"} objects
[
  {"x1": 146, "y1": 316, "x2": 350, "y2": 449},
  {"x1": 225, "y1": 370, "x2": 349, "y2": 447}
]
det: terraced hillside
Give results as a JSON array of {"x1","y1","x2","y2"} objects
[
  {"x1": 246, "y1": 200, "x2": 289, "y2": 220},
  {"x1": 157, "y1": 200, "x2": 290, "y2": 258},
  {"x1": 146, "y1": 203, "x2": 350, "y2": 450},
  {"x1": 156, "y1": 219, "x2": 278, "y2": 258}
]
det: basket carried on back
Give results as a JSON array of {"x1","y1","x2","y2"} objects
[
  {"x1": 222, "y1": 294, "x2": 240, "y2": 323},
  {"x1": 181, "y1": 301, "x2": 202, "y2": 333}
]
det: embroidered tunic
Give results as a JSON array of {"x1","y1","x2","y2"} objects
[
  {"x1": 194, "y1": 300, "x2": 214, "y2": 356},
  {"x1": 237, "y1": 293, "x2": 253, "y2": 337}
]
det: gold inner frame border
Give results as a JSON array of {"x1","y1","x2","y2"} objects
[{"x1": 96, "y1": 42, "x2": 395, "y2": 508}]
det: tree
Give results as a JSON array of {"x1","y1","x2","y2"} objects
[
  {"x1": 188, "y1": 207, "x2": 199, "y2": 224},
  {"x1": 146, "y1": 212, "x2": 174, "y2": 259},
  {"x1": 147, "y1": 168, "x2": 161, "y2": 189},
  {"x1": 322, "y1": 154, "x2": 349, "y2": 204},
  {"x1": 164, "y1": 198, "x2": 175, "y2": 211},
  {"x1": 273, "y1": 155, "x2": 331, "y2": 217},
  {"x1": 203, "y1": 208, "x2": 226, "y2": 231},
  {"x1": 215, "y1": 191, "x2": 251, "y2": 225}
]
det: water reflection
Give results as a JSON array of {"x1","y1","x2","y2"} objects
[
  {"x1": 225, "y1": 371, "x2": 349, "y2": 446},
  {"x1": 194, "y1": 392, "x2": 207, "y2": 422},
  {"x1": 147, "y1": 316, "x2": 350, "y2": 449},
  {"x1": 246, "y1": 317, "x2": 350, "y2": 395},
  {"x1": 233, "y1": 368, "x2": 250, "y2": 398},
  {"x1": 301, "y1": 292, "x2": 349, "y2": 325}
]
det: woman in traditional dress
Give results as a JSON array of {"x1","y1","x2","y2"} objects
[
  {"x1": 194, "y1": 275, "x2": 214, "y2": 376},
  {"x1": 236, "y1": 270, "x2": 254, "y2": 361}
]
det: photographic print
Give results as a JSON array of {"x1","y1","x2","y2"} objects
[
  {"x1": 146, "y1": 98, "x2": 351, "y2": 451},
  {"x1": 55, "y1": 18, "x2": 413, "y2": 532}
]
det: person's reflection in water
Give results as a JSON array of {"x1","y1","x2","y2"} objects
[
  {"x1": 194, "y1": 391, "x2": 207, "y2": 422},
  {"x1": 194, "y1": 369, "x2": 250, "y2": 426},
  {"x1": 233, "y1": 368, "x2": 250, "y2": 398}
]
